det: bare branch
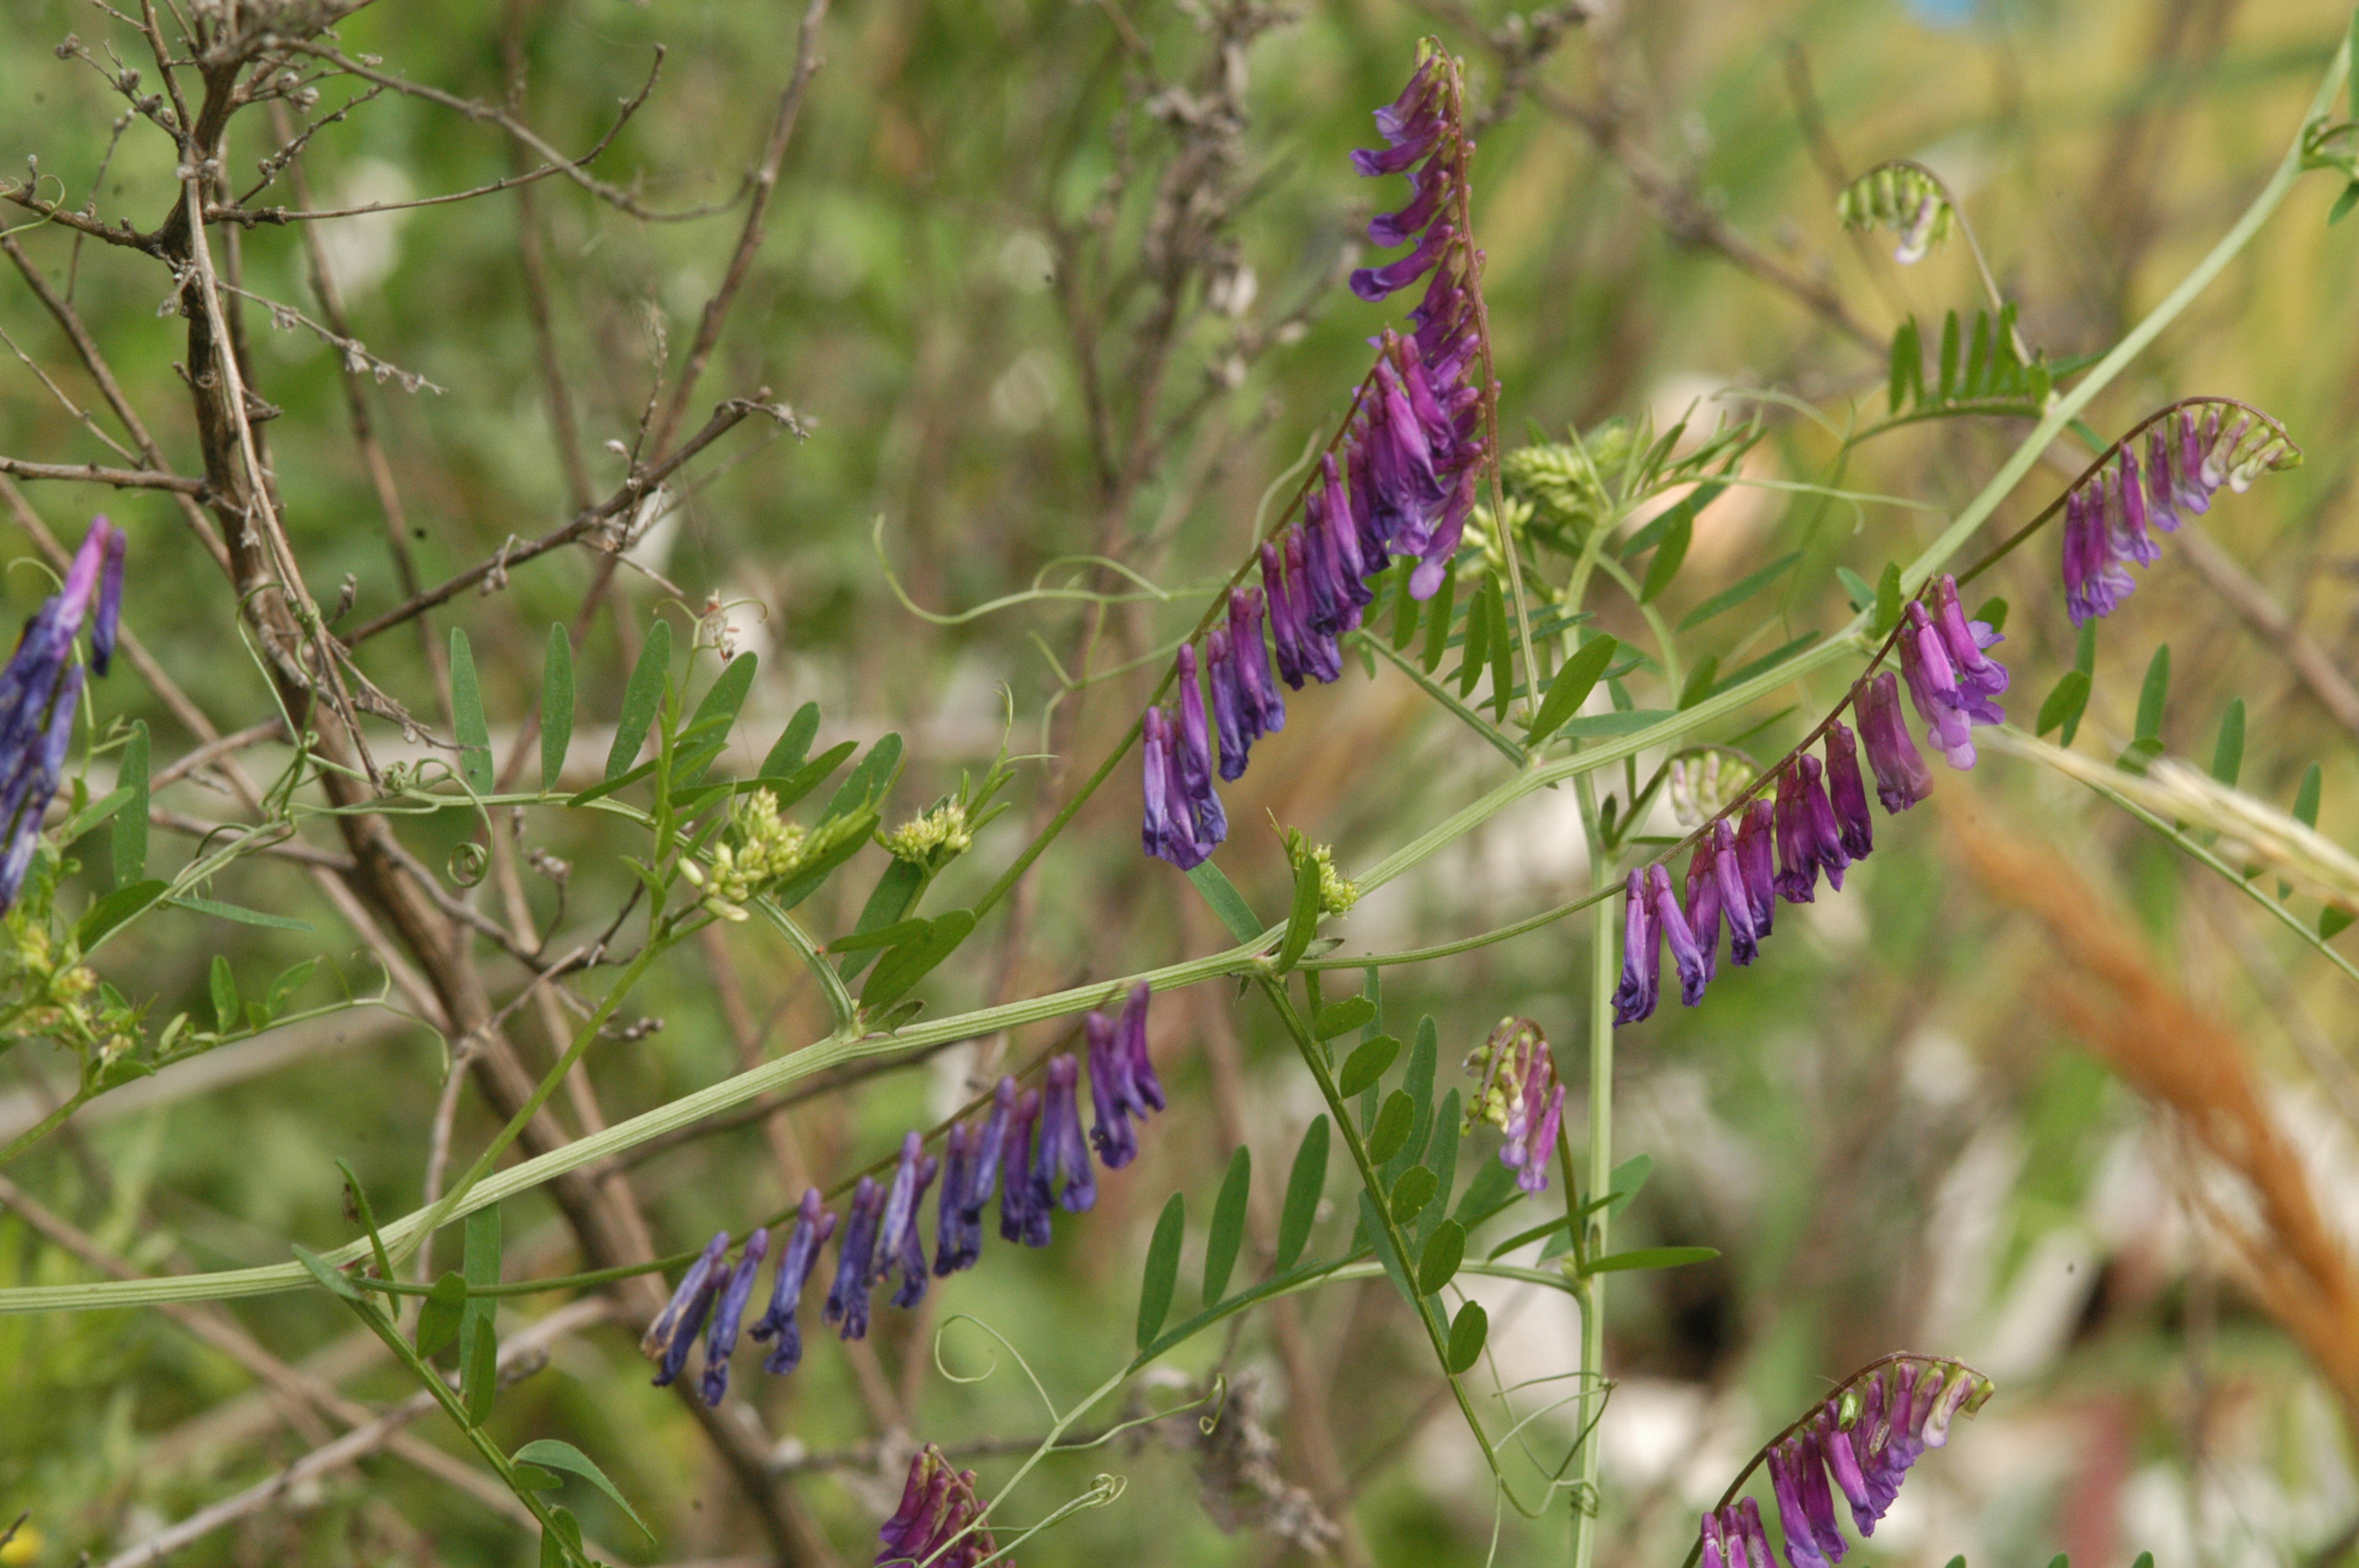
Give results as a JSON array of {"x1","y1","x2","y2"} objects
[{"x1": 0, "y1": 453, "x2": 207, "y2": 492}]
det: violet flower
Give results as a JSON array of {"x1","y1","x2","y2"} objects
[
  {"x1": 998, "y1": 1087, "x2": 1049, "y2": 1247},
  {"x1": 964, "y1": 1076, "x2": 1016, "y2": 1231},
  {"x1": 1205, "y1": 626, "x2": 1252, "y2": 782},
  {"x1": 1710, "y1": 818, "x2": 1760, "y2": 967},
  {"x1": 877, "y1": 1445, "x2": 998, "y2": 1568},
  {"x1": 824, "y1": 1175, "x2": 885, "y2": 1340},
  {"x1": 1649, "y1": 862, "x2": 1709, "y2": 1007},
  {"x1": 645, "y1": 1231, "x2": 729, "y2": 1388},
  {"x1": 1796, "y1": 754, "x2": 1854, "y2": 894},
  {"x1": 933, "y1": 1123, "x2": 983, "y2": 1277},
  {"x1": 1115, "y1": 981, "x2": 1164, "y2": 1111},
  {"x1": 1852, "y1": 673, "x2": 1930, "y2": 814},
  {"x1": 1085, "y1": 1011, "x2": 1138, "y2": 1170},
  {"x1": 1612, "y1": 868, "x2": 1661, "y2": 1024},
  {"x1": 1684, "y1": 839, "x2": 1722, "y2": 984},
  {"x1": 1898, "y1": 576, "x2": 2005, "y2": 769},
  {"x1": 1227, "y1": 586, "x2": 1286, "y2": 737},
  {"x1": 1822, "y1": 719, "x2": 1874, "y2": 860},
  {"x1": 752, "y1": 1189, "x2": 836, "y2": 1374},
  {"x1": 1033, "y1": 1052, "x2": 1096, "y2": 1214},
  {"x1": 1465, "y1": 1017, "x2": 1565, "y2": 1192},
  {"x1": 1736, "y1": 797, "x2": 1777, "y2": 941},
  {"x1": 1172, "y1": 643, "x2": 1229, "y2": 841},
  {"x1": 877, "y1": 1131, "x2": 941, "y2": 1309},
  {"x1": 700, "y1": 1226, "x2": 769, "y2": 1406}
]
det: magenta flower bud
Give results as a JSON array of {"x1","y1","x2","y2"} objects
[
  {"x1": 1768, "y1": 1439, "x2": 1834, "y2": 1568},
  {"x1": 1735, "y1": 798, "x2": 1776, "y2": 940},
  {"x1": 1612, "y1": 869, "x2": 1661, "y2": 1024},
  {"x1": 1773, "y1": 763, "x2": 1819, "y2": 904},
  {"x1": 824, "y1": 1176, "x2": 885, "y2": 1340},
  {"x1": 753, "y1": 1189, "x2": 836, "y2": 1374},
  {"x1": 1683, "y1": 840, "x2": 1722, "y2": 984},
  {"x1": 1854, "y1": 673, "x2": 1931, "y2": 814},
  {"x1": 1796, "y1": 753, "x2": 1853, "y2": 894},
  {"x1": 1648, "y1": 862, "x2": 1709, "y2": 1007},
  {"x1": 1710, "y1": 818, "x2": 1759, "y2": 966},
  {"x1": 700, "y1": 1226, "x2": 770, "y2": 1406}
]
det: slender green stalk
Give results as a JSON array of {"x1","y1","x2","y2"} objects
[{"x1": 1567, "y1": 771, "x2": 1616, "y2": 1568}]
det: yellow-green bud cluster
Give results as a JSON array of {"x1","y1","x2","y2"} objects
[
  {"x1": 1667, "y1": 750, "x2": 1759, "y2": 829},
  {"x1": 878, "y1": 801, "x2": 972, "y2": 869},
  {"x1": 1462, "y1": 1015, "x2": 1543, "y2": 1136},
  {"x1": 1296, "y1": 840, "x2": 1358, "y2": 916},
  {"x1": 680, "y1": 789, "x2": 816, "y2": 921},
  {"x1": 1836, "y1": 164, "x2": 1956, "y2": 263}
]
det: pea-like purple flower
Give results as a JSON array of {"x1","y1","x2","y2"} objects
[
  {"x1": 825, "y1": 1175, "x2": 885, "y2": 1341},
  {"x1": 1464, "y1": 1017, "x2": 1565, "y2": 1192},
  {"x1": 1612, "y1": 867, "x2": 1660, "y2": 1025},
  {"x1": 998, "y1": 1087, "x2": 1049, "y2": 1247},
  {"x1": 0, "y1": 516, "x2": 125, "y2": 913},
  {"x1": 1897, "y1": 575, "x2": 2005, "y2": 769},
  {"x1": 1683, "y1": 840, "x2": 1722, "y2": 984},
  {"x1": 645, "y1": 1231, "x2": 729, "y2": 1388},
  {"x1": 878, "y1": 1131, "x2": 941, "y2": 1310},
  {"x1": 699, "y1": 1225, "x2": 769, "y2": 1406},
  {"x1": 1709, "y1": 818, "x2": 1759, "y2": 967},
  {"x1": 1822, "y1": 720, "x2": 1874, "y2": 860},
  {"x1": 933, "y1": 1121, "x2": 984, "y2": 1277},
  {"x1": 877, "y1": 1445, "x2": 999, "y2": 1568},
  {"x1": 1852, "y1": 673, "x2": 1930, "y2": 814},
  {"x1": 752, "y1": 1189, "x2": 836, "y2": 1374},
  {"x1": 1032, "y1": 1053, "x2": 1096, "y2": 1214}
]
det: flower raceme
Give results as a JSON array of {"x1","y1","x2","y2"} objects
[
  {"x1": 643, "y1": 986, "x2": 1167, "y2": 1406},
  {"x1": 1699, "y1": 1357, "x2": 1993, "y2": 1568},
  {"x1": 878, "y1": 1445, "x2": 1001, "y2": 1568},
  {"x1": 1616, "y1": 576, "x2": 2001, "y2": 1027},
  {"x1": 2060, "y1": 401, "x2": 2298, "y2": 626},
  {"x1": 1142, "y1": 49, "x2": 1493, "y2": 868},
  {"x1": 1, "y1": 516, "x2": 125, "y2": 912},
  {"x1": 1463, "y1": 1018, "x2": 1565, "y2": 1193}
]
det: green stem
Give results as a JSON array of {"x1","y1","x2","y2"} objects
[
  {"x1": 1568, "y1": 771, "x2": 1616, "y2": 1568},
  {"x1": 1356, "y1": 630, "x2": 1528, "y2": 764},
  {"x1": 0, "y1": 1087, "x2": 93, "y2": 1169}
]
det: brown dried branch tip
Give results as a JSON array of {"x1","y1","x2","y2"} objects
[{"x1": 1943, "y1": 790, "x2": 2359, "y2": 1443}]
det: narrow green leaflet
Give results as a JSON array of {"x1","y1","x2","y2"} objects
[
  {"x1": 1274, "y1": 1115, "x2": 1329, "y2": 1272},
  {"x1": 1274, "y1": 853, "x2": 1321, "y2": 975},
  {"x1": 1605, "y1": 1152, "x2": 1653, "y2": 1218},
  {"x1": 165, "y1": 896, "x2": 313, "y2": 932},
  {"x1": 1368, "y1": 1091, "x2": 1416, "y2": 1163},
  {"x1": 1872, "y1": 562, "x2": 1903, "y2": 636},
  {"x1": 2135, "y1": 643, "x2": 2171, "y2": 743},
  {"x1": 1583, "y1": 1245, "x2": 1719, "y2": 1276},
  {"x1": 685, "y1": 653, "x2": 758, "y2": 740},
  {"x1": 1419, "y1": 1089, "x2": 1461, "y2": 1249},
  {"x1": 2211, "y1": 697, "x2": 2246, "y2": 786},
  {"x1": 838, "y1": 858, "x2": 926, "y2": 982},
  {"x1": 449, "y1": 627, "x2": 494, "y2": 794},
  {"x1": 759, "y1": 701, "x2": 822, "y2": 779},
  {"x1": 823, "y1": 733, "x2": 903, "y2": 822},
  {"x1": 2295, "y1": 762, "x2": 2324, "y2": 828},
  {"x1": 459, "y1": 1205, "x2": 502, "y2": 1424},
  {"x1": 1313, "y1": 996, "x2": 1375, "y2": 1040},
  {"x1": 605, "y1": 619, "x2": 673, "y2": 782},
  {"x1": 1136, "y1": 1193, "x2": 1185, "y2": 1351},
  {"x1": 1358, "y1": 1192, "x2": 1416, "y2": 1305},
  {"x1": 1678, "y1": 553, "x2": 1801, "y2": 632},
  {"x1": 1416, "y1": 1218, "x2": 1466, "y2": 1296},
  {"x1": 210, "y1": 956, "x2": 238, "y2": 1033},
  {"x1": 416, "y1": 1272, "x2": 467, "y2": 1359},
  {"x1": 1185, "y1": 861, "x2": 1263, "y2": 944},
  {"x1": 1389, "y1": 1165, "x2": 1438, "y2": 1224},
  {"x1": 1485, "y1": 579, "x2": 1514, "y2": 722},
  {"x1": 1638, "y1": 509, "x2": 1694, "y2": 602},
  {"x1": 511, "y1": 1439, "x2": 655, "y2": 1541},
  {"x1": 2035, "y1": 670, "x2": 2091, "y2": 739},
  {"x1": 1525, "y1": 634, "x2": 1618, "y2": 746},
  {"x1": 78, "y1": 880, "x2": 165, "y2": 950},
  {"x1": 112, "y1": 720, "x2": 147, "y2": 884},
  {"x1": 1445, "y1": 1300, "x2": 1488, "y2": 1374},
  {"x1": 1420, "y1": 568, "x2": 1456, "y2": 674},
  {"x1": 540, "y1": 625, "x2": 574, "y2": 793},
  {"x1": 1203, "y1": 1148, "x2": 1251, "y2": 1306},
  {"x1": 1338, "y1": 1035, "x2": 1400, "y2": 1098},
  {"x1": 858, "y1": 909, "x2": 976, "y2": 1013},
  {"x1": 1456, "y1": 584, "x2": 1489, "y2": 699}
]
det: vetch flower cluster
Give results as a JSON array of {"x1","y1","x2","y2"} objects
[
  {"x1": 1463, "y1": 1017, "x2": 1564, "y2": 1194},
  {"x1": 878, "y1": 1445, "x2": 1001, "y2": 1568},
  {"x1": 2061, "y1": 401, "x2": 2299, "y2": 625},
  {"x1": 1142, "y1": 50, "x2": 1494, "y2": 869},
  {"x1": 1701, "y1": 1358, "x2": 1992, "y2": 1568},
  {"x1": 678, "y1": 788, "x2": 836, "y2": 921},
  {"x1": 1616, "y1": 576, "x2": 1994, "y2": 1025},
  {"x1": 641, "y1": 985, "x2": 1166, "y2": 1404},
  {"x1": 1, "y1": 517, "x2": 125, "y2": 913}
]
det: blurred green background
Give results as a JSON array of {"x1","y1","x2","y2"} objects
[{"x1": 2, "y1": 0, "x2": 2358, "y2": 1563}]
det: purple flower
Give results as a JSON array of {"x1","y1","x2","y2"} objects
[
  {"x1": 1344, "y1": 441, "x2": 1391, "y2": 573},
  {"x1": 878, "y1": 1131, "x2": 941, "y2": 1309},
  {"x1": 1085, "y1": 1011, "x2": 1138, "y2": 1169},
  {"x1": 1350, "y1": 221, "x2": 1456, "y2": 302},
  {"x1": 1172, "y1": 644, "x2": 1229, "y2": 837},
  {"x1": 1701, "y1": 1512, "x2": 1728, "y2": 1568},
  {"x1": 0, "y1": 517, "x2": 123, "y2": 913},
  {"x1": 1467, "y1": 1018, "x2": 1565, "y2": 1192},
  {"x1": 1140, "y1": 694, "x2": 1225, "y2": 872},
  {"x1": 1768, "y1": 1438, "x2": 1836, "y2": 1568},
  {"x1": 700, "y1": 1226, "x2": 769, "y2": 1406},
  {"x1": 1370, "y1": 58, "x2": 1441, "y2": 145},
  {"x1": 645, "y1": 1231, "x2": 729, "y2": 1388},
  {"x1": 1898, "y1": 576, "x2": 2005, "y2": 769},
  {"x1": 932, "y1": 1122, "x2": 983, "y2": 1276},
  {"x1": 1117, "y1": 982, "x2": 1164, "y2": 1110},
  {"x1": 824, "y1": 1175, "x2": 885, "y2": 1340},
  {"x1": 1772, "y1": 763, "x2": 1820, "y2": 904},
  {"x1": 1612, "y1": 869, "x2": 1661, "y2": 1024},
  {"x1": 1650, "y1": 862, "x2": 1709, "y2": 1007},
  {"x1": 1684, "y1": 840, "x2": 1722, "y2": 984},
  {"x1": 1823, "y1": 720, "x2": 1874, "y2": 859},
  {"x1": 1227, "y1": 586, "x2": 1286, "y2": 735},
  {"x1": 1853, "y1": 673, "x2": 1931, "y2": 814},
  {"x1": 1205, "y1": 627, "x2": 1252, "y2": 782},
  {"x1": 1732, "y1": 1498, "x2": 1774, "y2": 1568},
  {"x1": 1930, "y1": 576, "x2": 2006, "y2": 708},
  {"x1": 965, "y1": 1076, "x2": 1016, "y2": 1228},
  {"x1": 998, "y1": 1087, "x2": 1049, "y2": 1247},
  {"x1": 1370, "y1": 158, "x2": 1450, "y2": 248},
  {"x1": 1736, "y1": 798, "x2": 1777, "y2": 939},
  {"x1": 1033, "y1": 1052, "x2": 1096, "y2": 1214},
  {"x1": 1412, "y1": 471, "x2": 1474, "y2": 601},
  {"x1": 1796, "y1": 754, "x2": 1853, "y2": 894},
  {"x1": 752, "y1": 1189, "x2": 836, "y2": 1374},
  {"x1": 1710, "y1": 818, "x2": 1760, "y2": 967}
]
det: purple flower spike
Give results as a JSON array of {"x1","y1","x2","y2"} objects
[
  {"x1": 1823, "y1": 720, "x2": 1874, "y2": 859},
  {"x1": 998, "y1": 1088, "x2": 1051, "y2": 1247},
  {"x1": 877, "y1": 1446, "x2": 1000, "y2": 1568},
  {"x1": 1350, "y1": 222, "x2": 1456, "y2": 302},
  {"x1": 1898, "y1": 603, "x2": 1976, "y2": 769},
  {"x1": 1085, "y1": 1011, "x2": 1138, "y2": 1170},
  {"x1": 754, "y1": 1190, "x2": 836, "y2": 1374},
  {"x1": 1710, "y1": 818, "x2": 1759, "y2": 967},
  {"x1": 1684, "y1": 841, "x2": 1722, "y2": 985},
  {"x1": 878, "y1": 1131, "x2": 941, "y2": 1309},
  {"x1": 0, "y1": 666, "x2": 81, "y2": 911},
  {"x1": 1227, "y1": 587, "x2": 1285, "y2": 735},
  {"x1": 1612, "y1": 868, "x2": 1662, "y2": 1025},
  {"x1": 1648, "y1": 862, "x2": 1709, "y2": 1007},
  {"x1": 645, "y1": 1231, "x2": 730, "y2": 1387},
  {"x1": 0, "y1": 518, "x2": 124, "y2": 913},
  {"x1": 1795, "y1": 754, "x2": 1853, "y2": 894},
  {"x1": 1854, "y1": 673, "x2": 1931, "y2": 814},
  {"x1": 825, "y1": 1175, "x2": 885, "y2": 1340},
  {"x1": 1736, "y1": 799, "x2": 1777, "y2": 940},
  {"x1": 700, "y1": 1226, "x2": 770, "y2": 1406},
  {"x1": 1034, "y1": 1053, "x2": 1096, "y2": 1214},
  {"x1": 1768, "y1": 1439, "x2": 1834, "y2": 1568}
]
